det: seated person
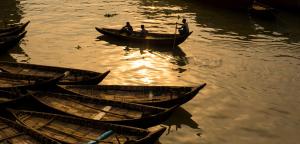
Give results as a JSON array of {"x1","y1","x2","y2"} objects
[
  {"x1": 140, "y1": 25, "x2": 148, "y2": 37},
  {"x1": 177, "y1": 19, "x2": 189, "y2": 36},
  {"x1": 120, "y1": 22, "x2": 133, "y2": 35}
]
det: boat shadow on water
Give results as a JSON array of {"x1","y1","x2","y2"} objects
[
  {"x1": 162, "y1": 107, "x2": 201, "y2": 134},
  {"x1": 97, "y1": 35, "x2": 189, "y2": 67}
]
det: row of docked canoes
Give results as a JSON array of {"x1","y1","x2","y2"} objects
[
  {"x1": 0, "y1": 21, "x2": 29, "y2": 52},
  {"x1": 0, "y1": 61, "x2": 206, "y2": 143}
]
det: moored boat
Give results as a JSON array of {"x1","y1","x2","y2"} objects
[
  {"x1": 0, "y1": 31, "x2": 27, "y2": 52},
  {"x1": 0, "y1": 116, "x2": 59, "y2": 144},
  {"x1": 0, "y1": 61, "x2": 110, "y2": 85},
  {"x1": 57, "y1": 83, "x2": 206, "y2": 108},
  {"x1": 95, "y1": 27, "x2": 193, "y2": 46},
  {"x1": 0, "y1": 21, "x2": 30, "y2": 38},
  {"x1": 0, "y1": 21, "x2": 30, "y2": 34},
  {"x1": 0, "y1": 71, "x2": 66, "y2": 90},
  {"x1": 27, "y1": 90, "x2": 175, "y2": 127},
  {"x1": 10, "y1": 109, "x2": 166, "y2": 144}
]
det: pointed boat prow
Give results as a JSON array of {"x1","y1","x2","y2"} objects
[
  {"x1": 32, "y1": 71, "x2": 70, "y2": 88},
  {"x1": 96, "y1": 70, "x2": 110, "y2": 83},
  {"x1": 184, "y1": 83, "x2": 207, "y2": 97}
]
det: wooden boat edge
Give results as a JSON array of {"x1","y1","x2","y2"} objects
[
  {"x1": 0, "y1": 116, "x2": 59, "y2": 144},
  {"x1": 57, "y1": 83, "x2": 206, "y2": 108},
  {"x1": 28, "y1": 90, "x2": 173, "y2": 127},
  {"x1": 9, "y1": 109, "x2": 166, "y2": 143}
]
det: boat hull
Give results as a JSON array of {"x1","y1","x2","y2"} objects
[
  {"x1": 0, "y1": 61, "x2": 110, "y2": 85},
  {"x1": 29, "y1": 90, "x2": 175, "y2": 128},
  {"x1": 96, "y1": 27, "x2": 192, "y2": 46},
  {"x1": 58, "y1": 83, "x2": 206, "y2": 108},
  {"x1": 10, "y1": 110, "x2": 166, "y2": 144}
]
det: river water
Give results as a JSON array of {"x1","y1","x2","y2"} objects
[{"x1": 1, "y1": 0, "x2": 300, "y2": 143}]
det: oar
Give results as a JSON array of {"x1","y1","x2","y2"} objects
[
  {"x1": 87, "y1": 130, "x2": 114, "y2": 144},
  {"x1": 172, "y1": 15, "x2": 180, "y2": 49}
]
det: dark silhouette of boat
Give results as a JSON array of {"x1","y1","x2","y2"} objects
[
  {"x1": 56, "y1": 83, "x2": 206, "y2": 108},
  {"x1": 0, "y1": 71, "x2": 66, "y2": 90},
  {"x1": 0, "y1": 31, "x2": 27, "y2": 52},
  {"x1": 96, "y1": 27, "x2": 192, "y2": 46},
  {"x1": 0, "y1": 61, "x2": 110, "y2": 85},
  {"x1": 0, "y1": 21, "x2": 30, "y2": 37}
]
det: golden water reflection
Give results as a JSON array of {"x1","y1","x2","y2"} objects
[{"x1": 1, "y1": 0, "x2": 300, "y2": 143}]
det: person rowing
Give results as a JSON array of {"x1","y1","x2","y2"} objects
[
  {"x1": 120, "y1": 22, "x2": 133, "y2": 35},
  {"x1": 177, "y1": 19, "x2": 189, "y2": 36},
  {"x1": 140, "y1": 25, "x2": 148, "y2": 37}
]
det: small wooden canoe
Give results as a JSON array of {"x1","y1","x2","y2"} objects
[
  {"x1": 0, "y1": 71, "x2": 66, "y2": 90},
  {"x1": 0, "y1": 116, "x2": 59, "y2": 144},
  {"x1": 0, "y1": 21, "x2": 30, "y2": 38},
  {"x1": 58, "y1": 83, "x2": 206, "y2": 108},
  {"x1": 0, "y1": 61, "x2": 110, "y2": 85},
  {"x1": 0, "y1": 21, "x2": 30, "y2": 34},
  {"x1": 0, "y1": 31, "x2": 27, "y2": 52},
  {"x1": 28, "y1": 90, "x2": 175, "y2": 127},
  {"x1": 95, "y1": 27, "x2": 193, "y2": 46},
  {"x1": 10, "y1": 109, "x2": 166, "y2": 144}
]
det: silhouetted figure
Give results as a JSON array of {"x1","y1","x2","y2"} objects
[
  {"x1": 140, "y1": 25, "x2": 148, "y2": 37},
  {"x1": 120, "y1": 22, "x2": 133, "y2": 35},
  {"x1": 177, "y1": 19, "x2": 189, "y2": 36}
]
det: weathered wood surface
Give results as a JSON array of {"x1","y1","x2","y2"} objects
[
  {"x1": 0, "y1": 61, "x2": 110, "y2": 85},
  {"x1": 30, "y1": 90, "x2": 174, "y2": 127},
  {"x1": 11, "y1": 110, "x2": 166, "y2": 144},
  {"x1": 0, "y1": 116, "x2": 59, "y2": 144},
  {"x1": 59, "y1": 83, "x2": 206, "y2": 108}
]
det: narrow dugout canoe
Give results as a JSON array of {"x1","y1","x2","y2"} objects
[
  {"x1": 28, "y1": 90, "x2": 175, "y2": 127},
  {"x1": 95, "y1": 27, "x2": 193, "y2": 46},
  {"x1": 0, "y1": 116, "x2": 59, "y2": 144},
  {"x1": 0, "y1": 31, "x2": 27, "y2": 52},
  {"x1": 0, "y1": 71, "x2": 66, "y2": 90},
  {"x1": 0, "y1": 61, "x2": 110, "y2": 85},
  {"x1": 58, "y1": 83, "x2": 206, "y2": 108},
  {"x1": 0, "y1": 21, "x2": 30, "y2": 38},
  {"x1": 0, "y1": 21, "x2": 30, "y2": 34},
  {"x1": 10, "y1": 109, "x2": 166, "y2": 144}
]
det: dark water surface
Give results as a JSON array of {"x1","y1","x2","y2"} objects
[{"x1": 1, "y1": 0, "x2": 300, "y2": 143}]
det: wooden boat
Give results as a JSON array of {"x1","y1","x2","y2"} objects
[
  {"x1": 57, "y1": 83, "x2": 206, "y2": 108},
  {"x1": 0, "y1": 21, "x2": 30, "y2": 33},
  {"x1": 0, "y1": 71, "x2": 68, "y2": 91},
  {"x1": 0, "y1": 61, "x2": 110, "y2": 85},
  {"x1": 11, "y1": 109, "x2": 166, "y2": 144},
  {"x1": 95, "y1": 27, "x2": 193, "y2": 46},
  {"x1": 0, "y1": 116, "x2": 59, "y2": 144},
  {"x1": 0, "y1": 31, "x2": 27, "y2": 52},
  {"x1": 0, "y1": 21, "x2": 30, "y2": 38},
  {"x1": 28, "y1": 90, "x2": 175, "y2": 127}
]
